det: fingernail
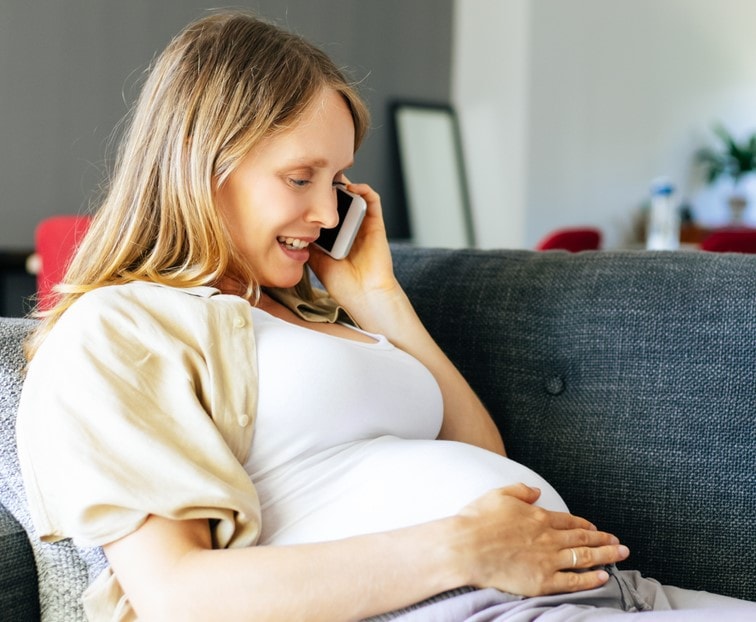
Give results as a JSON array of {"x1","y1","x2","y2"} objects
[
  {"x1": 618, "y1": 545, "x2": 630, "y2": 558},
  {"x1": 597, "y1": 570, "x2": 610, "y2": 582}
]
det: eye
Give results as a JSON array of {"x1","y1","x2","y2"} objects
[{"x1": 288, "y1": 178, "x2": 311, "y2": 188}]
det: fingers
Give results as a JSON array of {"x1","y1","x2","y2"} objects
[
  {"x1": 457, "y1": 484, "x2": 541, "y2": 522},
  {"x1": 565, "y1": 526, "x2": 620, "y2": 549},
  {"x1": 549, "y1": 567, "x2": 612, "y2": 594},
  {"x1": 497, "y1": 482, "x2": 542, "y2": 504},
  {"x1": 345, "y1": 181, "x2": 378, "y2": 203},
  {"x1": 562, "y1": 543, "x2": 630, "y2": 571},
  {"x1": 546, "y1": 510, "x2": 597, "y2": 532},
  {"x1": 531, "y1": 543, "x2": 630, "y2": 595},
  {"x1": 558, "y1": 525, "x2": 630, "y2": 573},
  {"x1": 343, "y1": 182, "x2": 382, "y2": 218}
]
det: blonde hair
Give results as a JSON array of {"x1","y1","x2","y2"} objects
[{"x1": 26, "y1": 10, "x2": 370, "y2": 359}]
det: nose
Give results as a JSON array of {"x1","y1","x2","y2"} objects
[{"x1": 306, "y1": 187, "x2": 340, "y2": 229}]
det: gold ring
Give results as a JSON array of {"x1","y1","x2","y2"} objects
[{"x1": 570, "y1": 548, "x2": 578, "y2": 568}]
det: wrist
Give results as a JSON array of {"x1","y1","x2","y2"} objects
[
  {"x1": 432, "y1": 515, "x2": 476, "y2": 590},
  {"x1": 347, "y1": 282, "x2": 413, "y2": 333}
]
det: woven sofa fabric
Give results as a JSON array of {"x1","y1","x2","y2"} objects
[
  {"x1": 391, "y1": 247, "x2": 756, "y2": 602},
  {"x1": 0, "y1": 317, "x2": 90, "y2": 622},
  {"x1": 2, "y1": 248, "x2": 756, "y2": 620}
]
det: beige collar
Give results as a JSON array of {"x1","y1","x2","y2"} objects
[{"x1": 265, "y1": 287, "x2": 357, "y2": 326}]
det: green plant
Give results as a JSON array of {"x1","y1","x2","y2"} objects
[{"x1": 697, "y1": 124, "x2": 756, "y2": 185}]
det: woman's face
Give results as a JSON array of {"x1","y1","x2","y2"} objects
[{"x1": 216, "y1": 88, "x2": 356, "y2": 290}]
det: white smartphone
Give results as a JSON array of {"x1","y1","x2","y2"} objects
[{"x1": 314, "y1": 186, "x2": 367, "y2": 259}]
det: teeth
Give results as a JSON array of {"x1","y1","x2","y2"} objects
[{"x1": 277, "y1": 236, "x2": 309, "y2": 250}]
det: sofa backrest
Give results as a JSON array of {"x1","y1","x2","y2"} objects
[
  {"x1": 391, "y1": 246, "x2": 756, "y2": 602},
  {"x1": 2, "y1": 248, "x2": 755, "y2": 618}
]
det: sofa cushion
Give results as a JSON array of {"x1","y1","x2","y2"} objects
[{"x1": 391, "y1": 246, "x2": 756, "y2": 602}]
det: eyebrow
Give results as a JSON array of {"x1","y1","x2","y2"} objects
[{"x1": 287, "y1": 157, "x2": 354, "y2": 170}]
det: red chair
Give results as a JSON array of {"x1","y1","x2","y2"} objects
[
  {"x1": 30, "y1": 215, "x2": 92, "y2": 310},
  {"x1": 536, "y1": 227, "x2": 602, "y2": 252},
  {"x1": 700, "y1": 230, "x2": 756, "y2": 254}
]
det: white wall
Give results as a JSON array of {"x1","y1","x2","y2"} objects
[
  {"x1": 452, "y1": 0, "x2": 530, "y2": 249},
  {"x1": 454, "y1": 0, "x2": 756, "y2": 249}
]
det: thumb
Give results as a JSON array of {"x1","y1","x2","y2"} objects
[{"x1": 500, "y1": 482, "x2": 542, "y2": 504}]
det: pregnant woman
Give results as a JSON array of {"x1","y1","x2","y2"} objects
[{"x1": 17, "y1": 10, "x2": 755, "y2": 621}]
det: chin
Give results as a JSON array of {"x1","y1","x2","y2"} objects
[{"x1": 265, "y1": 270, "x2": 306, "y2": 290}]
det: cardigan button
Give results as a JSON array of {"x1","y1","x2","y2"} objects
[
  {"x1": 233, "y1": 316, "x2": 247, "y2": 329},
  {"x1": 237, "y1": 414, "x2": 251, "y2": 427},
  {"x1": 545, "y1": 376, "x2": 565, "y2": 395}
]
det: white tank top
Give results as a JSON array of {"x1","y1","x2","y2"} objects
[{"x1": 244, "y1": 308, "x2": 568, "y2": 545}]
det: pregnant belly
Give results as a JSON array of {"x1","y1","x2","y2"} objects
[{"x1": 257, "y1": 436, "x2": 569, "y2": 545}]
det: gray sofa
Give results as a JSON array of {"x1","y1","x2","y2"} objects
[{"x1": 1, "y1": 246, "x2": 755, "y2": 620}]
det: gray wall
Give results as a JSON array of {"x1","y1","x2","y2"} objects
[{"x1": 0, "y1": 0, "x2": 452, "y2": 251}]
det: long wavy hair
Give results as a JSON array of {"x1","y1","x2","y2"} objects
[{"x1": 26, "y1": 10, "x2": 370, "y2": 359}]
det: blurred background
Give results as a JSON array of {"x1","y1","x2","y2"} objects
[{"x1": 2, "y1": 0, "x2": 756, "y2": 312}]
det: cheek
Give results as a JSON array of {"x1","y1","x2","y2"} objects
[
  {"x1": 214, "y1": 180, "x2": 237, "y2": 224},
  {"x1": 215, "y1": 195, "x2": 250, "y2": 258},
  {"x1": 217, "y1": 179, "x2": 255, "y2": 230},
  {"x1": 221, "y1": 202, "x2": 274, "y2": 262}
]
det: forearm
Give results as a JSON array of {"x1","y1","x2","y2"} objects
[
  {"x1": 107, "y1": 489, "x2": 630, "y2": 620},
  {"x1": 109, "y1": 516, "x2": 463, "y2": 622},
  {"x1": 188, "y1": 531, "x2": 458, "y2": 621},
  {"x1": 349, "y1": 285, "x2": 505, "y2": 456}
]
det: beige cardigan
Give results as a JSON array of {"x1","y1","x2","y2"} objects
[{"x1": 16, "y1": 281, "x2": 349, "y2": 620}]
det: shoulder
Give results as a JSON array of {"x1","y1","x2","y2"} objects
[
  {"x1": 21, "y1": 280, "x2": 258, "y2": 472},
  {"x1": 53, "y1": 281, "x2": 250, "y2": 350},
  {"x1": 27, "y1": 283, "x2": 257, "y2": 398},
  {"x1": 64, "y1": 281, "x2": 226, "y2": 326}
]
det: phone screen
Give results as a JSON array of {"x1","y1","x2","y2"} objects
[{"x1": 315, "y1": 188, "x2": 353, "y2": 253}]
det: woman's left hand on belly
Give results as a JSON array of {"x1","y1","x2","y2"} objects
[{"x1": 449, "y1": 483, "x2": 630, "y2": 597}]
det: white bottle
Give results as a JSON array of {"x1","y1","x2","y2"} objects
[{"x1": 646, "y1": 178, "x2": 680, "y2": 250}]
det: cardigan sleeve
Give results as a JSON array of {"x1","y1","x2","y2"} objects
[{"x1": 16, "y1": 283, "x2": 261, "y2": 550}]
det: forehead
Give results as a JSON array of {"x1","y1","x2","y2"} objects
[{"x1": 257, "y1": 89, "x2": 356, "y2": 165}]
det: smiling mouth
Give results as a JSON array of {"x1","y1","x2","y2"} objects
[{"x1": 277, "y1": 236, "x2": 310, "y2": 251}]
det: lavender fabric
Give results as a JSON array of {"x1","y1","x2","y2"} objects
[{"x1": 364, "y1": 568, "x2": 756, "y2": 621}]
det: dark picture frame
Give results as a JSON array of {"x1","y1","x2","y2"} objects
[{"x1": 390, "y1": 101, "x2": 475, "y2": 248}]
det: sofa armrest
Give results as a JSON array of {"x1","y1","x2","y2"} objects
[
  {"x1": 0, "y1": 500, "x2": 40, "y2": 621},
  {"x1": 1, "y1": 316, "x2": 93, "y2": 621}
]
